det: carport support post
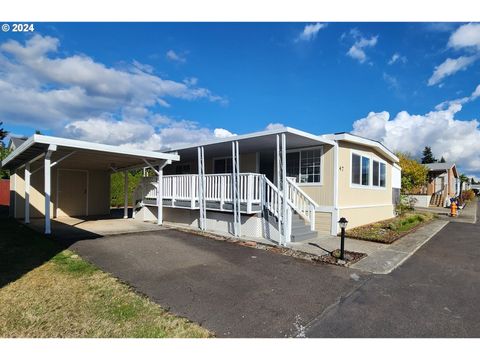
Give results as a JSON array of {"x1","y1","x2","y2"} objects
[
  {"x1": 123, "y1": 170, "x2": 129, "y2": 219},
  {"x1": 44, "y1": 145, "x2": 56, "y2": 235},
  {"x1": 25, "y1": 162, "x2": 30, "y2": 224},
  {"x1": 157, "y1": 166, "x2": 163, "y2": 225}
]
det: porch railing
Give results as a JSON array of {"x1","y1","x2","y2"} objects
[{"x1": 135, "y1": 172, "x2": 318, "y2": 230}]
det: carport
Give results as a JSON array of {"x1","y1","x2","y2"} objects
[{"x1": 1, "y1": 134, "x2": 179, "y2": 234}]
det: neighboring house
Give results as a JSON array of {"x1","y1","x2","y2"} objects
[
  {"x1": 2, "y1": 128, "x2": 401, "y2": 245},
  {"x1": 426, "y1": 163, "x2": 459, "y2": 207},
  {"x1": 135, "y1": 127, "x2": 401, "y2": 244},
  {"x1": 7, "y1": 136, "x2": 28, "y2": 151}
]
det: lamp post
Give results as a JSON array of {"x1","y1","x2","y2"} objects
[{"x1": 338, "y1": 217, "x2": 348, "y2": 260}]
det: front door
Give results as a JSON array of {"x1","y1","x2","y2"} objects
[{"x1": 57, "y1": 169, "x2": 88, "y2": 217}]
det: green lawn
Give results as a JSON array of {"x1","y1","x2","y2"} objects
[
  {"x1": 0, "y1": 215, "x2": 210, "y2": 338},
  {"x1": 345, "y1": 211, "x2": 435, "y2": 244}
]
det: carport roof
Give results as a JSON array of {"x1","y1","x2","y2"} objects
[{"x1": 1, "y1": 134, "x2": 179, "y2": 171}]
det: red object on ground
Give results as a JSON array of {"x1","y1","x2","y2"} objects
[{"x1": 0, "y1": 179, "x2": 9, "y2": 206}]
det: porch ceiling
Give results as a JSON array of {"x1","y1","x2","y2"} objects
[{"x1": 169, "y1": 130, "x2": 330, "y2": 161}]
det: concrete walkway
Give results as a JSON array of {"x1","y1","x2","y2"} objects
[
  {"x1": 349, "y1": 220, "x2": 448, "y2": 274},
  {"x1": 289, "y1": 220, "x2": 448, "y2": 274},
  {"x1": 416, "y1": 198, "x2": 478, "y2": 224}
]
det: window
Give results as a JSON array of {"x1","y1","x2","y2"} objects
[
  {"x1": 352, "y1": 154, "x2": 361, "y2": 185},
  {"x1": 214, "y1": 157, "x2": 233, "y2": 173},
  {"x1": 175, "y1": 164, "x2": 191, "y2": 174},
  {"x1": 361, "y1": 157, "x2": 370, "y2": 185},
  {"x1": 285, "y1": 148, "x2": 322, "y2": 183},
  {"x1": 372, "y1": 161, "x2": 379, "y2": 186},
  {"x1": 380, "y1": 163, "x2": 386, "y2": 187},
  {"x1": 351, "y1": 152, "x2": 371, "y2": 186},
  {"x1": 372, "y1": 160, "x2": 386, "y2": 188}
]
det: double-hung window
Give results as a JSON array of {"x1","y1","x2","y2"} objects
[
  {"x1": 286, "y1": 148, "x2": 322, "y2": 183},
  {"x1": 352, "y1": 153, "x2": 371, "y2": 186}
]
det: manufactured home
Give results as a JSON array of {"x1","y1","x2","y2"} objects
[{"x1": 2, "y1": 127, "x2": 401, "y2": 245}]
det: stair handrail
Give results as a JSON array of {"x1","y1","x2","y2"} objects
[{"x1": 286, "y1": 178, "x2": 318, "y2": 231}]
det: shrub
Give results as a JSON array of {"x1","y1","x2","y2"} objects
[{"x1": 461, "y1": 189, "x2": 475, "y2": 202}]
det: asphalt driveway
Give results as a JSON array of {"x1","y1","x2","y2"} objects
[
  {"x1": 69, "y1": 227, "x2": 366, "y2": 337},
  {"x1": 68, "y1": 202, "x2": 480, "y2": 337},
  {"x1": 305, "y1": 202, "x2": 480, "y2": 337}
]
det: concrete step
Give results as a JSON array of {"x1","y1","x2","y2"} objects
[{"x1": 290, "y1": 229, "x2": 318, "y2": 242}]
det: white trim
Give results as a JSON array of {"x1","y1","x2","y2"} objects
[
  {"x1": 166, "y1": 127, "x2": 335, "y2": 153},
  {"x1": 327, "y1": 132, "x2": 399, "y2": 163},
  {"x1": 2, "y1": 134, "x2": 179, "y2": 169},
  {"x1": 339, "y1": 204, "x2": 394, "y2": 209},
  {"x1": 332, "y1": 141, "x2": 339, "y2": 235},
  {"x1": 24, "y1": 163, "x2": 30, "y2": 224}
]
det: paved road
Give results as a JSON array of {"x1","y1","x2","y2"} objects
[
  {"x1": 69, "y1": 203, "x2": 480, "y2": 337},
  {"x1": 306, "y1": 202, "x2": 480, "y2": 337},
  {"x1": 69, "y1": 228, "x2": 366, "y2": 337}
]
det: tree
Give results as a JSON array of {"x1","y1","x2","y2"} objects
[
  {"x1": 439, "y1": 156, "x2": 446, "y2": 163},
  {"x1": 0, "y1": 121, "x2": 8, "y2": 147},
  {"x1": 0, "y1": 122, "x2": 10, "y2": 179},
  {"x1": 421, "y1": 146, "x2": 437, "y2": 164},
  {"x1": 397, "y1": 152, "x2": 429, "y2": 194},
  {"x1": 459, "y1": 173, "x2": 470, "y2": 198}
]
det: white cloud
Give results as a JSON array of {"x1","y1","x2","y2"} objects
[
  {"x1": 296, "y1": 23, "x2": 326, "y2": 42},
  {"x1": 265, "y1": 123, "x2": 286, "y2": 131},
  {"x1": 383, "y1": 72, "x2": 399, "y2": 89},
  {"x1": 428, "y1": 55, "x2": 478, "y2": 86},
  {"x1": 388, "y1": 53, "x2": 407, "y2": 65},
  {"x1": 448, "y1": 23, "x2": 480, "y2": 50},
  {"x1": 62, "y1": 116, "x2": 238, "y2": 151},
  {"x1": 352, "y1": 91, "x2": 480, "y2": 174},
  {"x1": 345, "y1": 30, "x2": 378, "y2": 64},
  {"x1": 427, "y1": 23, "x2": 480, "y2": 86},
  {"x1": 0, "y1": 35, "x2": 225, "y2": 131},
  {"x1": 166, "y1": 50, "x2": 186, "y2": 63},
  {"x1": 214, "y1": 128, "x2": 237, "y2": 138},
  {"x1": 435, "y1": 84, "x2": 480, "y2": 110}
]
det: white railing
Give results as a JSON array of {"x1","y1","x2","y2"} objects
[
  {"x1": 136, "y1": 173, "x2": 263, "y2": 213},
  {"x1": 263, "y1": 177, "x2": 317, "y2": 231},
  {"x1": 135, "y1": 172, "x2": 318, "y2": 230},
  {"x1": 286, "y1": 178, "x2": 317, "y2": 231}
]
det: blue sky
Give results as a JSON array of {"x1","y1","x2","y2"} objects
[{"x1": 1, "y1": 22, "x2": 480, "y2": 176}]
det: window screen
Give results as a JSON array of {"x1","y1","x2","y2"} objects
[
  {"x1": 372, "y1": 161, "x2": 379, "y2": 186},
  {"x1": 361, "y1": 157, "x2": 370, "y2": 185}
]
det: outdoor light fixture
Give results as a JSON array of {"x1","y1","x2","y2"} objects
[{"x1": 338, "y1": 217, "x2": 348, "y2": 260}]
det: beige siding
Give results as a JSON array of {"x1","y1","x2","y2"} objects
[
  {"x1": 12, "y1": 166, "x2": 109, "y2": 219},
  {"x1": 337, "y1": 141, "x2": 393, "y2": 208},
  {"x1": 298, "y1": 144, "x2": 334, "y2": 207},
  {"x1": 336, "y1": 141, "x2": 396, "y2": 229},
  {"x1": 88, "y1": 170, "x2": 110, "y2": 215},
  {"x1": 315, "y1": 211, "x2": 332, "y2": 235},
  {"x1": 340, "y1": 205, "x2": 395, "y2": 230}
]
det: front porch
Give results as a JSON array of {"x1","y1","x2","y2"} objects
[{"x1": 132, "y1": 128, "x2": 338, "y2": 244}]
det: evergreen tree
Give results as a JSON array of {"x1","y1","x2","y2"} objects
[
  {"x1": 439, "y1": 156, "x2": 446, "y2": 163},
  {"x1": 421, "y1": 146, "x2": 437, "y2": 164},
  {"x1": 0, "y1": 121, "x2": 7, "y2": 147}
]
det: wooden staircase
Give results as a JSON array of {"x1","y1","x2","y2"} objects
[{"x1": 430, "y1": 190, "x2": 445, "y2": 207}]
